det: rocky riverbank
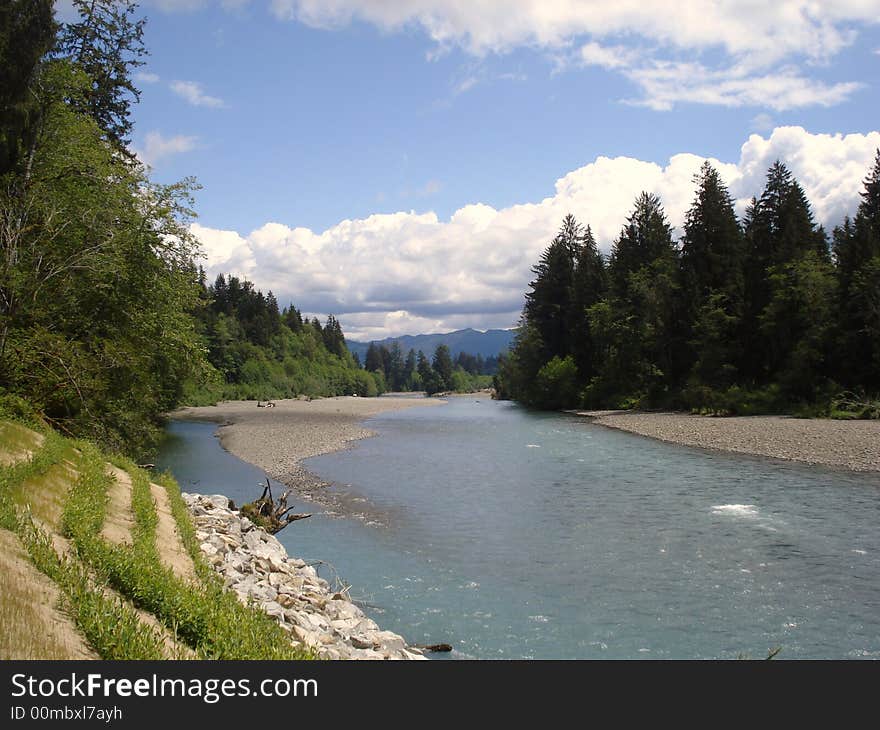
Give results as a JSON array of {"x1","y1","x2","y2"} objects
[{"x1": 184, "y1": 492, "x2": 425, "y2": 660}]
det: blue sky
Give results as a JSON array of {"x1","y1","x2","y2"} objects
[{"x1": 57, "y1": 1, "x2": 880, "y2": 339}]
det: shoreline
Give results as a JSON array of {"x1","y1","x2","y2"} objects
[
  {"x1": 573, "y1": 410, "x2": 880, "y2": 472},
  {"x1": 168, "y1": 395, "x2": 446, "y2": 520},
  {"x1": 184, "y1": 492, "x2": 426, "y2": 659}
]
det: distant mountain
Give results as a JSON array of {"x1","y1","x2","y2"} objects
[{"x1": 346, "y1": 327, "x2": 517, "y2": 362}]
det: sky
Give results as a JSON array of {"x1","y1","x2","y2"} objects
[{"x1": 57, "y1": 1, "x2": 880, "y2": 340}]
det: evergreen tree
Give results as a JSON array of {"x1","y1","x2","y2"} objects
[
  {"x1": 404, "y1": 348, "x2": 417, "y2": 388},
  {"x1": 59, "y1": 0, "x2": 147, "y2": 150},
  {"x1": 365, "y1": 342, "x2": 384, "y2": 374},
  {"x1": 387, "y1": 341, "x2": 404, "y2": 391},
  {"x1": 416, "y1": 350, "x2": 432, "y2": 385},
  {"x1": 599, "y1": 192, "x2": 679, "y2": 401},
  {"x1": 679, "y1": 162, "x2": 745, "y2": 389},
  {"x1": 0, "y1": 0, "x2": 56, "y2": 176},
  {"x1": 432, "y1": 344, "x2": 453, "y2": 391},
  {"x1": 743, "y1": 161, "x2": 828, "y2": 385},
  {"x1": 833, "y1": 150, "x2": 880, "y2": 389},
  {"x1": 570, "y1": 224, "x2": 605, "y2": 380},
  {"x1": 524, "y1": 214, "x2": 582, "y2": 363},
  {"x1": 321, "y1": 315, "x2": 346, "y2": 358}
]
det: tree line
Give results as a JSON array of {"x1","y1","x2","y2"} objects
[
  {"x1": 494, "y1": 155, "x2": 880, "y2": 417},
  {"x1": 189, "y1": 271, "x2": 378, "y2": 404},
  {"x1": 0, "y1": 2, "x2": 383, "y2": 454},
  {"x1": 362, "y1": 341, "x2": 495, "y2": 394}
]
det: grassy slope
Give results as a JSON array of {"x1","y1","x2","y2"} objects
[{"x1": 0, "y1": 416, "x2": 313, "y2": 660}]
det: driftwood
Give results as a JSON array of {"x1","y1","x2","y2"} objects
[
  {"x1": 241, "y1": 478, "x2": 310, "y2": 534},
  {"x1": 413, "y1": 643, "x2": 452, "y2": 653}
]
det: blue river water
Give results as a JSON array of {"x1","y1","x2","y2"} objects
[{"x1": 157, "y1": 397, "x2": 880, "y2": 659}]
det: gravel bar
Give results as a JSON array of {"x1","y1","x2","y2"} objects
[{"x1": 575, "y1": 410, "x2": 880, "y2": 472}]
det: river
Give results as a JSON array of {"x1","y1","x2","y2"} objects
[{"x1": 157, "y1": 397, "x2": 880, "y2": 659}]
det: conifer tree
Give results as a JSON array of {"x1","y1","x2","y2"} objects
[
  {"x1": 743, "y1": 161, "x2": 830, "y2": 387},
  {"x1": 59, "y1": 0, "x2": 147, "y2": 150},
  {"x1": 600, "y1": 192, "x2": 679, "y2": 400},
  {"x1": 432, "y1": 344, "x2": 453, "y2": 391},
  {"x1": 679, "y1": 162, "x2": 745, "y2": 389},
  {"x1": 0, "y1": 0, "x2": 56, "y2": 176},
  {"x1": 833, "y1": 150, "x2": 880, "y2": 389},
  {"x1": 570, "y1": 225, "x2": 605, "y2": 381},
  {"x1": 524, "y1": 214, "x2": 580, "y2": 363}
]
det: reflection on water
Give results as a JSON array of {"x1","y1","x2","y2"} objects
[{"x1": 159, "y1": 399, "x2": 880, "y2": 659}]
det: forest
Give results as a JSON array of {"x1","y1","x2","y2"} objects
[
  {"x1": 0, "y1": 0, "x2": 492, "y2": 456},
  {"x1": 0, "y1": 2, "x2": 372, "y2": 454},
  {"x1": 494, "y1": 156, "x2": 880, "y2": 417},
  {"x1": 0, "y1": 0, "x2": 210, "y2": 453}
]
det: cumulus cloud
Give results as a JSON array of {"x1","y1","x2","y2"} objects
[
  {"x1": 170, "y1": 80, "x2": 225, "y2": 108},
  {"x1": 134, "y1": 131, "x2": 198, "y2": 167},
  {"x1": 192, "y1": 127, "x2": 880, "y2": 339}
]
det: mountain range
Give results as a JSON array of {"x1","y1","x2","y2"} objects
[{"x1": 346, "y1": 328, "x2": 516, "y2": 362}]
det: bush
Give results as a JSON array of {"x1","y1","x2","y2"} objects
[{"x1": 532, "y1": 356, "x2": 579, "y2": 409}]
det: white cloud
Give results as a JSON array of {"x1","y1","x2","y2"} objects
[
  {"x1": 134, "y1": 131, "x2": 198, "y2": 167},
  {"x1": 264, "y1": 2, "x2": 878, "y2": 110},
  {"x1": 135, "y1": 71, "x2": 160, "y2": 84},
  {"x1": 623, "y1": 61, "x2": 862, "y2": 111},
  {"x1": 170, "y1": 80, "x2": 225, "y2": 108},
  {"x1": 191, "y1": 127, "x2": 880, "y2": 339},
  {"x1": 580, "y1": 41, "x2": 636, "y2": 70},
  {"x1": 267, "y1": 2, "x2": 877, "y2": 61}
]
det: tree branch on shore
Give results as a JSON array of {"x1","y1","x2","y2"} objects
[{"x1": 241, "y1": 478, "x2": 311, "y2": 534}]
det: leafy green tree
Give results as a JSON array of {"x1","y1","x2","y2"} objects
[
  {"x1": 533, "y1": 356, "x2": 579, "y2": 409},
  {"x1": 0, "y1": 57, "x2": 204, "y2": 450}
]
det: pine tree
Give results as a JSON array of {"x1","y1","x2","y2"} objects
[
  {"x1": 59, "y1": 0, "x2": 147, "y2": 150},
  {"x1": 365, "y1": 342, "x2": 384, "y2": 374},
  {"x1": 433, "y1": 344, "x2": 453, "y2": 391},
  {"x1": 743, "y1": 161, "x2": 828, "y2": 385},
  {"x1": 570, "y1": 224, "x2": 605, "y2": 380},
  {"x1": 600, "y1": 192, "x2": 679, "y2": 401},
  {"x1": 0, "y1": 0, "x2": 56, "y2": 176},
  {"x1": 524, "y1": 214, "x2": 580, "y2": 363},
  {"x1": 679, "y1": 162, "x2": 745, "y2": 389},
  {"x1": 832, "y1": 150, "x2": 880, "y2": 390}
]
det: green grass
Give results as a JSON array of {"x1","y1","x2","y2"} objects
[
  {"x1": 1, "y1": 417, "x2": 314, "y2": 660},
  {"x1": 0, "y1": 436, "x2": 167, "y2": 659},
  {"x1": 64, "y1": 447, "x2": 313, "y2": 659}
]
